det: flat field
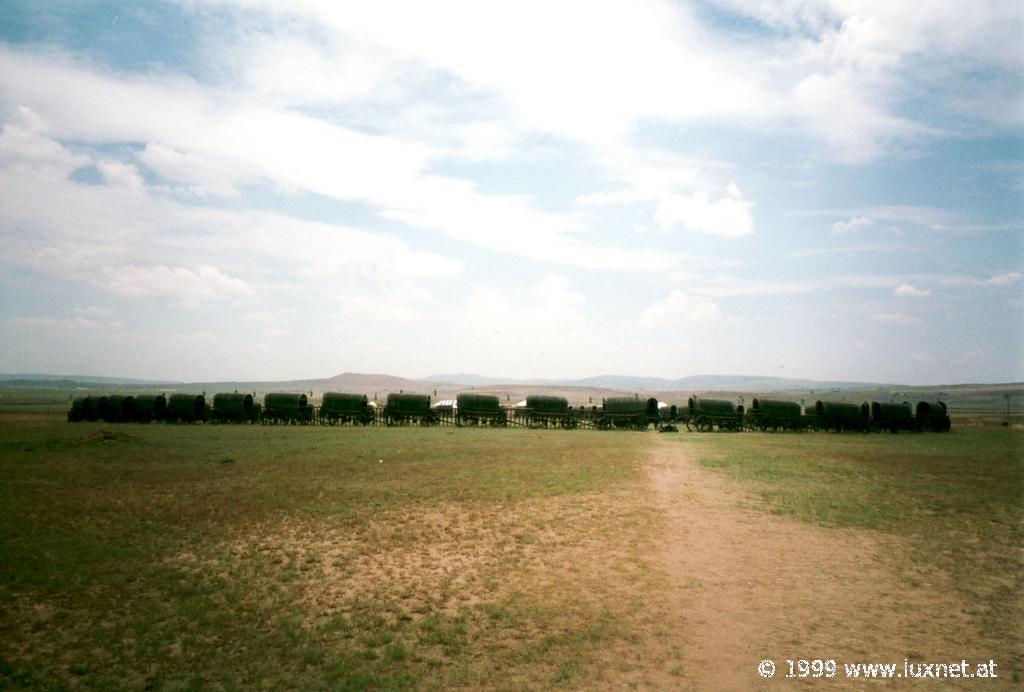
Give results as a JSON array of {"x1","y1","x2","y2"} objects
[{"x1": 1, "y1": 416, "x2": 1021, "y2": 689}]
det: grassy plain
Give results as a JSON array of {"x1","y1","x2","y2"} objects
[
  {"x1": 1, "y1": 419, "x2": 657, "y2": 689},
  {"x1": 691, "y1": 431, "x2": 1023, "y2": 678},
  {"x1": 1, "y1": 415, "x2": 1021, "y2": 689}
]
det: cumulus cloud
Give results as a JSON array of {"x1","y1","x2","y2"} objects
[
  {"x1": 987, "y1": 272, "x2": 1023, "y2": 286},
  {"x1": 1, "y1": 2, "x2": 1020, "y2": 382},
  {"x1": 0, "y1": 117, "x2": 464, "y2": 319},
  {"x1": 639, "y1": 291, "x2": 720, "y2": 327},
  {"x1": 894, "y1": 284, "x2": 931, "y2": 298},
  {"x1": 715, "y1": 0, "x2": 1019, "y2": 160},
  {"x1": 138, "y1": 143, "x2": 255, "y2": 197},
  {"x1": 205, "y1": 0, "x2": 1018, "y2": 163},
  {"x1": 654, "y1": 184, "x2": 754, "y2": 237},
  {"x1": 97, "y1": 161, "x2": 147, "y2": 193},
  {"x1": 831, "y1": 216, "x2": 874, "y2": 233},
  {"x1": 4, "y1": 316, "x2": 102, "y2": 330},
  {"x1": 0, "y1": 44, "x2": 688, "y2": 273},
  {"x1": 98, "y1": 264, "x2": 253, "y2": 305},
  {"x1": 465, "y1": 276, "x2": 587, "y2": 334},
  {"x1": 452, "y1": 276, "x2": 601, "y2": 375},
  {"x1": 935, "y1": 272, "x2": 1024, "y2": 288},
  {"x1": 872, "y1": 312, "x2": 924, "y2": 326}
]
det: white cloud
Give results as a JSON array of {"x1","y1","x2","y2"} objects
[
  {"x1": 450, "y1": 276, "x2": 601, "y2": 376},
  {"x1": 872, "y1": 312, "x2": 924, "y2": 326},
  {"x1": 831, "y1": 216, "x2": 874, "y2": 233},
  {"x1": 713, "y1": 0, "x2": 1020, "y2": 156},
  {"x1": 138, "y1": 143, "x2": 255, "y2": 197},
  {"x1": 935, "y1": 272, "x2": 1024, "y2": 288},
  {"x1": 911, "y1": 351, "x2": 936, "y2": 364},
  {"x1": 209, "y1": 0, "x2": 1017, "y2": 164},
  {"x1": 894, "y1": 284, "x2": 930, "y2": 298},
  {"x1": 4, "y1": 316, "x2": 101, "y2": 330},
  {"x1": 987, "y1": 272, "x2": 1023, "y2": 287},
  {"x1": 98, "y1": 264, "x2": 253, "y2": 305},
  {"x1": 0, "y1": 117, "x2": 463, "y2": 316},
  {"x1": 654, "y1": 184, "x2": 754, "y2": 237},
  {"x1": 1, "y1": 2, "x2": 1020, "y2": 383},
  {"x1": 0, "y1": 106, "x2": 88, "y2": 169},
  {"x1": 639, "y1": 290, "x2": 720, "y2": 327},
  {"x1": 0, "y1": 44, "x2": 686, "y2": 273},
  {"x1": 793, "y1": 70, "x2": 929, "y2": 165},
  {"x1": 464, "y1": 276, "x2": 587, "y2": 336},
  {"x1": 97, "y1": 160, "x2": 147, "y2": 193}
]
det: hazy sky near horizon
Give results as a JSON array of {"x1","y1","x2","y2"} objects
[{"x1": 0, "y1": 0, "x2": 1021, "y2": 384}]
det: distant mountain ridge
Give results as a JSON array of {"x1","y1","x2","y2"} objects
[
  {"x1": 8, "y1": 371, "x2": 1002, "y2": 393},
  {"x1": 0, "y1": 373, "x2": 179, "y2": 386},
  {"x1": 426, "y1": 373, "x2": 884, "y2": 391}
]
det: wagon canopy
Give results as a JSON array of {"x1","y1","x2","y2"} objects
[
  {"x1": 870, "y1": 402, "x2": 912, "y2": 421},
  {"x1": 456, "y1": 393, "x2": 501, "y2": 414},
  {"x1": 750, "y1": 398, "x2": 802, "y2": 418},
  {"x1": 134, "y1": 394, "x2": 167, "y2": 420},
  {"x1": 214, "y1": 393, "x2": 254, "y2": 414},
  {"x1": 264, "y1": 393, "x2": 308, "y2": 410},
  {"x1": 688, "y1": 397, "x2": 736, "y2": 416},
  {"x1": 321, "y1": 392, "x2": 368, "y2": 413},
  {"x1": 167, "y1": 393, "x2": 205, "y2": 413},
  {"x1": 814, "y1": 401, "x2": 866, "y2": 420},
  {"x1": 386, "y1": 393, "x2": 432, "y2": 413},
  {"x1": 915, "y1": 401, "x2": 947, "y2": 417},
  {"x1": 603, "y1": 397, "x2": 647, "y2": 414},
  {"x1": 525, "y1": 395, "x2": 569, "y2": 414}
]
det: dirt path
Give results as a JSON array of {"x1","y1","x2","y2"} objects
[{"x1": 641, "y1": 438, "x2": 996, "y2": 690}]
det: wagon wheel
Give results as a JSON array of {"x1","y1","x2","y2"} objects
[{"x1": 695, "y1": 415, "x2": 711, "y2": 432}]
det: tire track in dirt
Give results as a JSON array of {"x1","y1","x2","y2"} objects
[{"x1": 644, "y1": 438, "x2": 1000, "y2": 690}]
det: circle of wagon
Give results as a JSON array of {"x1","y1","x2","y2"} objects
[{"x1": 67, "y1": 391, "x2": 952, "y2": 433}]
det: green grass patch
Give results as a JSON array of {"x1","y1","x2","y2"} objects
[
  {"x1": 684, "y1": 428, "x2": 1023, "y2": 677},
  {"x1": 688, "y1": 430, "x2": 1022, "y2": 533},
  {"x1": 0, "y1": 419, "x2": 647, "y2": 689}
]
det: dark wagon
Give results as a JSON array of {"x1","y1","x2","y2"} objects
[
  {"x1": 686, "y1": 397, "x2": 743, "y2": 432},
  {"x1": 67, "y1": 397, "x2": 88, "y2": 422},
  {"x1": 914, "y1": 401, "x2": 951, "y2": 432},
  {"x1": 598, "y1": 396, "x2": 660, "y2": 430},
  {"x1": 870, "y1": 401, "x2": 914, "y2": 432},
  {"x1": 80, "y1": 395, "x2": 106, "y2": 422},
  {"x1": 99, "y1": 395, "x2": 137, "y2": 423},
  {"x1": 456, "y1": 393, "x2": 506, "y2": 426},
  {"x1": 320, "y1": 392, "x2": 375, "y2": 425},
  {"x1": 385, "y1": 393, "x2": 436, "y2": 425},
  {"x1": 262, "y1": 393, "x2": 313, "y2": 424},
  {"x1": 134, "y1": 394, "x2": 167, "y2": 422},
  {"x1": 212, "y1": 393, "x2": 260, "y2": 423},
  {"x1": 166, "y1": 394, "x2": 208, "y2": 423},
  {"x1": 746, "y1": 398, "x2": 805, "y2": 431},
  {"x1": 521, "y1": 395, "x2": 576, "y2": 428},
  {"x1": 812, "y1": 401, "x2": 869, "y2": 432}
]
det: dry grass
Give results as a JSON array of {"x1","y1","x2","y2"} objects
[{"x1": 1, "y1": 418, "x2": 1020, "y2": 689}]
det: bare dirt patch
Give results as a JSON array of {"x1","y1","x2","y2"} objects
[
  {"x1": 641, "y1": 438, "x2": 1009, "y2": 690},
  {"x1": 184, "y1": 436, "x2": 1015, "y2": 689},
  {"x1": 210, "y1": 487, "x2": 660, "y2": 687}
]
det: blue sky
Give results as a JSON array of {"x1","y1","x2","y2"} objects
[{"x1": 0, "y1": 0, "x2": 1021, "y2": 384}]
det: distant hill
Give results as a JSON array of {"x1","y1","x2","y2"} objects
[
  {"x1": 428, "y1": 373, "x2": 509, "y2": 387},
  {"x1": 427, "y1": 373, "x2": 883, "y2": 392},
  {"x1": 7, "y1": 371, "x2": 1017, "y2": 398},
  {"x1": 0, "y1": 373, "x2": 179, "y2": 386}
]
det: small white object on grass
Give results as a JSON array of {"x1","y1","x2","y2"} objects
[{"x1": 378, "y1": 459, "x2": 383, "y2": 463}]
